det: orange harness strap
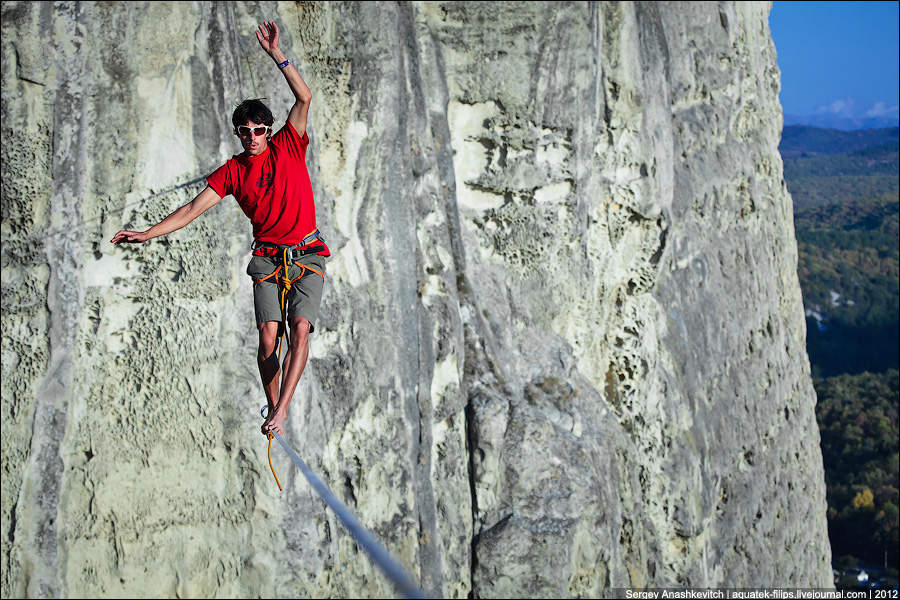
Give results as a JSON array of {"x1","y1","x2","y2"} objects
[
  {"x1": 254, "y1": 266, "x2": 282, "y2": 286},
  {"x1": 294, "y1": 261, "x2": 325, "y2": 280}
]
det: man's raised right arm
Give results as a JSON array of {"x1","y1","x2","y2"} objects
[
  {"x1": 256, "y1": 21, "x2": 312, "y2": 137},
  {"x1": 110, "y1": 185, "x2": 222, "y2": 244}
]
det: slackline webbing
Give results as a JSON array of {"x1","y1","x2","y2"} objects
[{"x1": 268, "y1": 428, "x2": 426, "y2": 599}]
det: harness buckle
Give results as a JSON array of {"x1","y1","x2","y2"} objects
[{"x1": 301, "y1": 229, "x2": 321, "y2": 247}]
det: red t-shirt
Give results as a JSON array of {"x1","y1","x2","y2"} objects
[{"x1": 207, "y1": 121, "x2": 329, "y2": 255}]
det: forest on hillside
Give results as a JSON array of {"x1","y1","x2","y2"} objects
[{"x1": 781, "y1": 126, "x2": 899, "y2": 587}]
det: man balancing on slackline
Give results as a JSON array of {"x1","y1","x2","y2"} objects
[{"x1": 111, "y1": 21, "x2": 328, "y2": 438}]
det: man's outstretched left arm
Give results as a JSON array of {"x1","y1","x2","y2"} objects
[{"x1": 256, "y1": 21, "x2": 312, "y2": 137}]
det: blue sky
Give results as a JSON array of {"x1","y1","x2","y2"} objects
[{"x1": 769, "y1": 1, "x2": 899, "y2": 118}]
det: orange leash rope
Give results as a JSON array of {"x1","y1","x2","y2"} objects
[{"x1": 267, "y1": 432, "x2": 283, "y2": 491}]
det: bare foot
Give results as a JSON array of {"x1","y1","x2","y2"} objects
[{"x1": 262, "y1": 410, "x2": 286, "y2": 437}]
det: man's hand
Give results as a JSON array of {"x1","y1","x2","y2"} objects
[
  {"x1": 110, "y1": 230, "x2": 150, "y2": 244},
  {"x1": 256, "y1": 21, "x2": 280, "y2": 56}
]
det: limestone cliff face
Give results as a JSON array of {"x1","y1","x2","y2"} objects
[{"x1": 1, "y1": 1, "x2": 831, "y2": 597}]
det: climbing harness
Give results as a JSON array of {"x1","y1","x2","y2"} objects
[
  {"x1": 251, "y1": 229, "x2": 326, "y2": 362},
  {"x1": 259, "y1": 406, "x2": 425, "y2": 599}
]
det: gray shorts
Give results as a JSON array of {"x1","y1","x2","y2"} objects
[{"x1": 246, "y1": 253, "x2": 327, "y2": 333}]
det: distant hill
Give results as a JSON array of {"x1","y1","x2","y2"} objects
[
  {"x1": 779, "y1": 126, "x2": 899, "y2": 157},
  {"x1": 783, "y1": 113, "x2": 899, "y2": 131},
  {"x1": 780, "y1": 126, "x2": 899, "y2": 210}
]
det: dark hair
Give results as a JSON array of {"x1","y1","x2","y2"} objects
[{"x1": 232, "y1": 98, "x2": 274, "y2": 130}]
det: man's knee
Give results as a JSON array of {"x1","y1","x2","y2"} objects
[
  {"x1": 258, "y1": 321, "x2": 280, "y2": 352},
  {"x1": 290, "y1": 317, "x2": 311, "y2": 345}
]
